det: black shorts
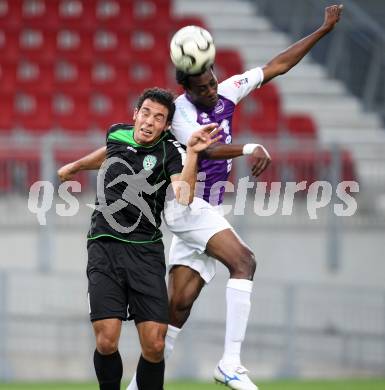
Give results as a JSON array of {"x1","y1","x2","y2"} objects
[{"x1": 87, "y1": 238, "x2": 169, "y2": 325}]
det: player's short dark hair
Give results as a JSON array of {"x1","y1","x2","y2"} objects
[
  {"x1": 176, "y1": 65, "x2": 215, "y2": 89},
  {"x1": 136, "y1": 87, "x2": 176, "y2": 122}
]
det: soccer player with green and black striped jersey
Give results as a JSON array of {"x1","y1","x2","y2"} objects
[{"x1": 85, "y1": 87, "x2": 221, "y2": 390}]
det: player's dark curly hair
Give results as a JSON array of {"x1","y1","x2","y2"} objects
[
  {"x1": 136, "y1": 87, "x2": 176, "y2": 122},
  {"x1": 176, "y1": 65, "x2": 215, "y2": 89}
]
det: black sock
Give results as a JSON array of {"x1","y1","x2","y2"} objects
[
  {"x1": 136, "y1": 355, "x2": 165, "y2": 390},
  {"x1": 93, "y1": 349, "x2": 123, "y2": 390}
]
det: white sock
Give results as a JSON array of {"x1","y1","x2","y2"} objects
[
  {"x1": 222, "y1": 278, "x2": 253, "y2": 366},
  {"x1": 164, "y1": 324, "x2": 181, "y2": 360},
  {"x1": 126, "y1": 325, "x2": 181, "y2": 390}
]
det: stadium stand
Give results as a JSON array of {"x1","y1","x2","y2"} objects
[{"x1": 0, "y1": 0, "x2": 361, "y2": 192}]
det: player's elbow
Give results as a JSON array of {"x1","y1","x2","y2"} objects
[
  {"x1": 175, "y1": 186, "x2": 194, "y2": 206},
  {"x1": 275, "y1": 62, "x2": 291, "y2": 75},
  {"x1": 175, "y1": 191, "x2": 194, "y2": 206},
  {"x1": 174, "y1": 182, "x2": 195, "y2": 205}
]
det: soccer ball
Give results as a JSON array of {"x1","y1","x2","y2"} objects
[{"x1": 170, "y1": 25, "x2": 216, "y2": 75}]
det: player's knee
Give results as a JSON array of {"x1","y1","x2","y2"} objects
[
  {"x1": 96, "y1": 334, "x2": 119, "y2": 355},
  {"x1": 141, "y1": 338, "x2": 165, "y2": 362},
  {"x1": 169, "y1": 293, "x2": 194, "y2": 327},
  {"x1": 170, "y1": 293, "x2": 193, "y2": 312},
  {"x1": 233, "y1": 248, "x2": 257, "y2": 279}
]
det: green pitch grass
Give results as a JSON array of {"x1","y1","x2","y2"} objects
[{"x1": 1, "y1": 379, "x2": 385, "y2": 390}]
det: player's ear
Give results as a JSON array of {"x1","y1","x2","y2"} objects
[{"x1": 133, "y1": 108, "x2": 139, "y2": 121}]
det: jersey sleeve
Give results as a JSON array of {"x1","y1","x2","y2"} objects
[
  {"x1": 218, "y1": 67, "x2": 264, "y2": 104},
  {"x1": 170, "y1": 97, "x2": 201, "y2": 146},
  {"x1": 165, "y1": 138, "x2": 186, "y2": 177},
  {"x1": 106, "y1": 123, "x2": 129, "y2": 142}
]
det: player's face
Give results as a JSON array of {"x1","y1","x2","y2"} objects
[
  {"x1": 186, "y1": 68, "x2": 219, "y2": 109},
  {"x1": 133, "y1": 99, "x2": 170, "y2": 145}
]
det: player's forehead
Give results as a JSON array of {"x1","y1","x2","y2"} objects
[
  {"x1": 189, "y1": 68, "x2": 217, "y2": 87},
  {"x1": 139, "y1": 98, "x2": 169, "y2": 117}
]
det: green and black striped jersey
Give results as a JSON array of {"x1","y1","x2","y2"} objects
[{"x1": 88, "y1": 123, "x2": 186, "y2": 244}]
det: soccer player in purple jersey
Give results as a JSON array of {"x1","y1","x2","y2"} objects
[{"x1": 58, "y1": 5, "x2": 343, "y2": 389}]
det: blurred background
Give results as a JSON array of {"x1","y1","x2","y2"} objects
[{"x1": 0, "y1": 0, "x2": 384, "y2": 384}]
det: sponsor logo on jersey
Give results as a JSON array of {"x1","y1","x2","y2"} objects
[
  {"x1": 220, "y1": 119, "x2": 230, "y2": 134},
  {"x1": 214, "y1": 99, "x2": 225, "y2": 114},
  {"x1": 143, "y1": 155, "x2": 157, "y2": 171},
  {"x1": 234, "y1": 77, "x2": 248, "y2": 88}
]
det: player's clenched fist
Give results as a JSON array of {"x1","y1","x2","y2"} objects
[
  {"x1": 322, "y1": 4, "x2": 343, "y2": 31},
  {"x1": 57, "y1": 162, "x2": 77, "y2": 182},
  {"x1": 251, "y1": 145, "x2": 271, "y2": 178}
]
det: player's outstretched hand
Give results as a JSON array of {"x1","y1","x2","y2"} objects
[
  {"x1": 322, "y1": 4, "x2": 343, "y2": 32},
  {"x1": 187, "y1": 123, "x2": 222, "y2": 153},
  {"x1": 57, "y1": 162, "x2": 77, "y2": 182},
  {"x1": 251, "y1": 145, "x2": 271, "y2": 177}
]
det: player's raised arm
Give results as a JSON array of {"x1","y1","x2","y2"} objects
[
  {"x1": 261, "y1": 4, "x2": 343, "y2": 85},
  {"x1": 200, "y1": 143, "x2": 271, "y2": 178},
  {"x1": 172, "y1": 123, "x2": 222, "y2": 205},
  {"x1": 57, "y1": 146, "x2": 106, "y2": 182}
]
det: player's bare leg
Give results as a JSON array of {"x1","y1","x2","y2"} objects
[
  {"x1": 126, "y1": 266, "x2": 203, "y2": 390},
  {"x1": 167, "y1": 229, "x2": 258, "y2": 389},
  {"x1": 93, "y1": 319, "x2": 123, "y2": 390},
  {"x1": 168, "y1": 265, "x2": 205, "y2": 328},
  {"x1": 206, "y1": 228, "x2": 258, "y2": 390},
  {"x1": 134, "y1": 321, "x2": 167, "y2": 390},
  {"x1": 128, "y1": 321, "x2": 167, "y2": 390}
]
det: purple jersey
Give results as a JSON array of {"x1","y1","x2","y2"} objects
[{"x1": 171, "y1": 67, "x2": 264, "y2": 205}]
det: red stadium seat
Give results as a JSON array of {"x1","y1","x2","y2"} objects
[
  {"x1": 92, "y1": 29, "x2": 130, "y2": 62},
  {"x1": 127, "y1": 57, "x2": 168, "y2": 88},
  {"x1": 56, "y1": 29, "x2": 93, "y2": 61},
  {"x1": 127, "y1": 28, "x2": 168, "y2": 59},
  {"x1": 271, "y1": 148, "x2": 357, "y2": 188},
  {"x1": 0, "y1": 0, "x2": 22, "y2": 29},
  {"x1": 21, "y1": 0, "x2": 59, "y2": 29},
  {"x1": 236, "y1": 83, "x2": 281, "y2": 136},
  {"x1": 0, "y1": 62, "x2": 17, "y2": 93},
  {"x1": 0, "y1": 30, "x2": 19, "y2": 61},
  {"x1": 54, "y1": 60, "x2": 91, "y2": 94},
  {"x1": 95, "y1": 0, "x2": 133, "y2": 29},
  {"x1": 18, "y1": 28, "x2": 56, "y2": 61},
  {"x1": 89, "y1": 93, "x2": 128, "y2": 130},
  {"x1": 0, "y1": 149, "x2": 12, "y2": 192},
  {"x1": 94, "y1": 0, "x2": 171, "y2": 30},
  {"x1": 15, "y1": 92, "x2": 53, "y2": 132},
  {"x1": 15, "y1": 60, "x2": 54, "y2": 93},
  {"x1": 91, "y1": 62, "x2": 167, "y2": 95},
  {"x1": 0, "y1": 93, "x2": 14, "y2": 131},
  {"x1": 91, "y1": 61, "x2": 122, "y2": 92},
  {"x1": 215, "y1": 49, "x2": 243, "y2": 80},
  {"x1": 131, "y1": 0, "x2": 171, "y2": 28},
  {"x1": 53, "y1": 93, "x2": 89, "y2": 132},
  {"x1": 57, "y1": 0, "x2": 97, "y2": 29},
  {"x1": 283, "y1": 113, "x2": 317, "y2": 139}
]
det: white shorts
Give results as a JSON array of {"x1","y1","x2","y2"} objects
[{"x1": 163, "y1": 197, "x2": 233, "y2": 283}]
